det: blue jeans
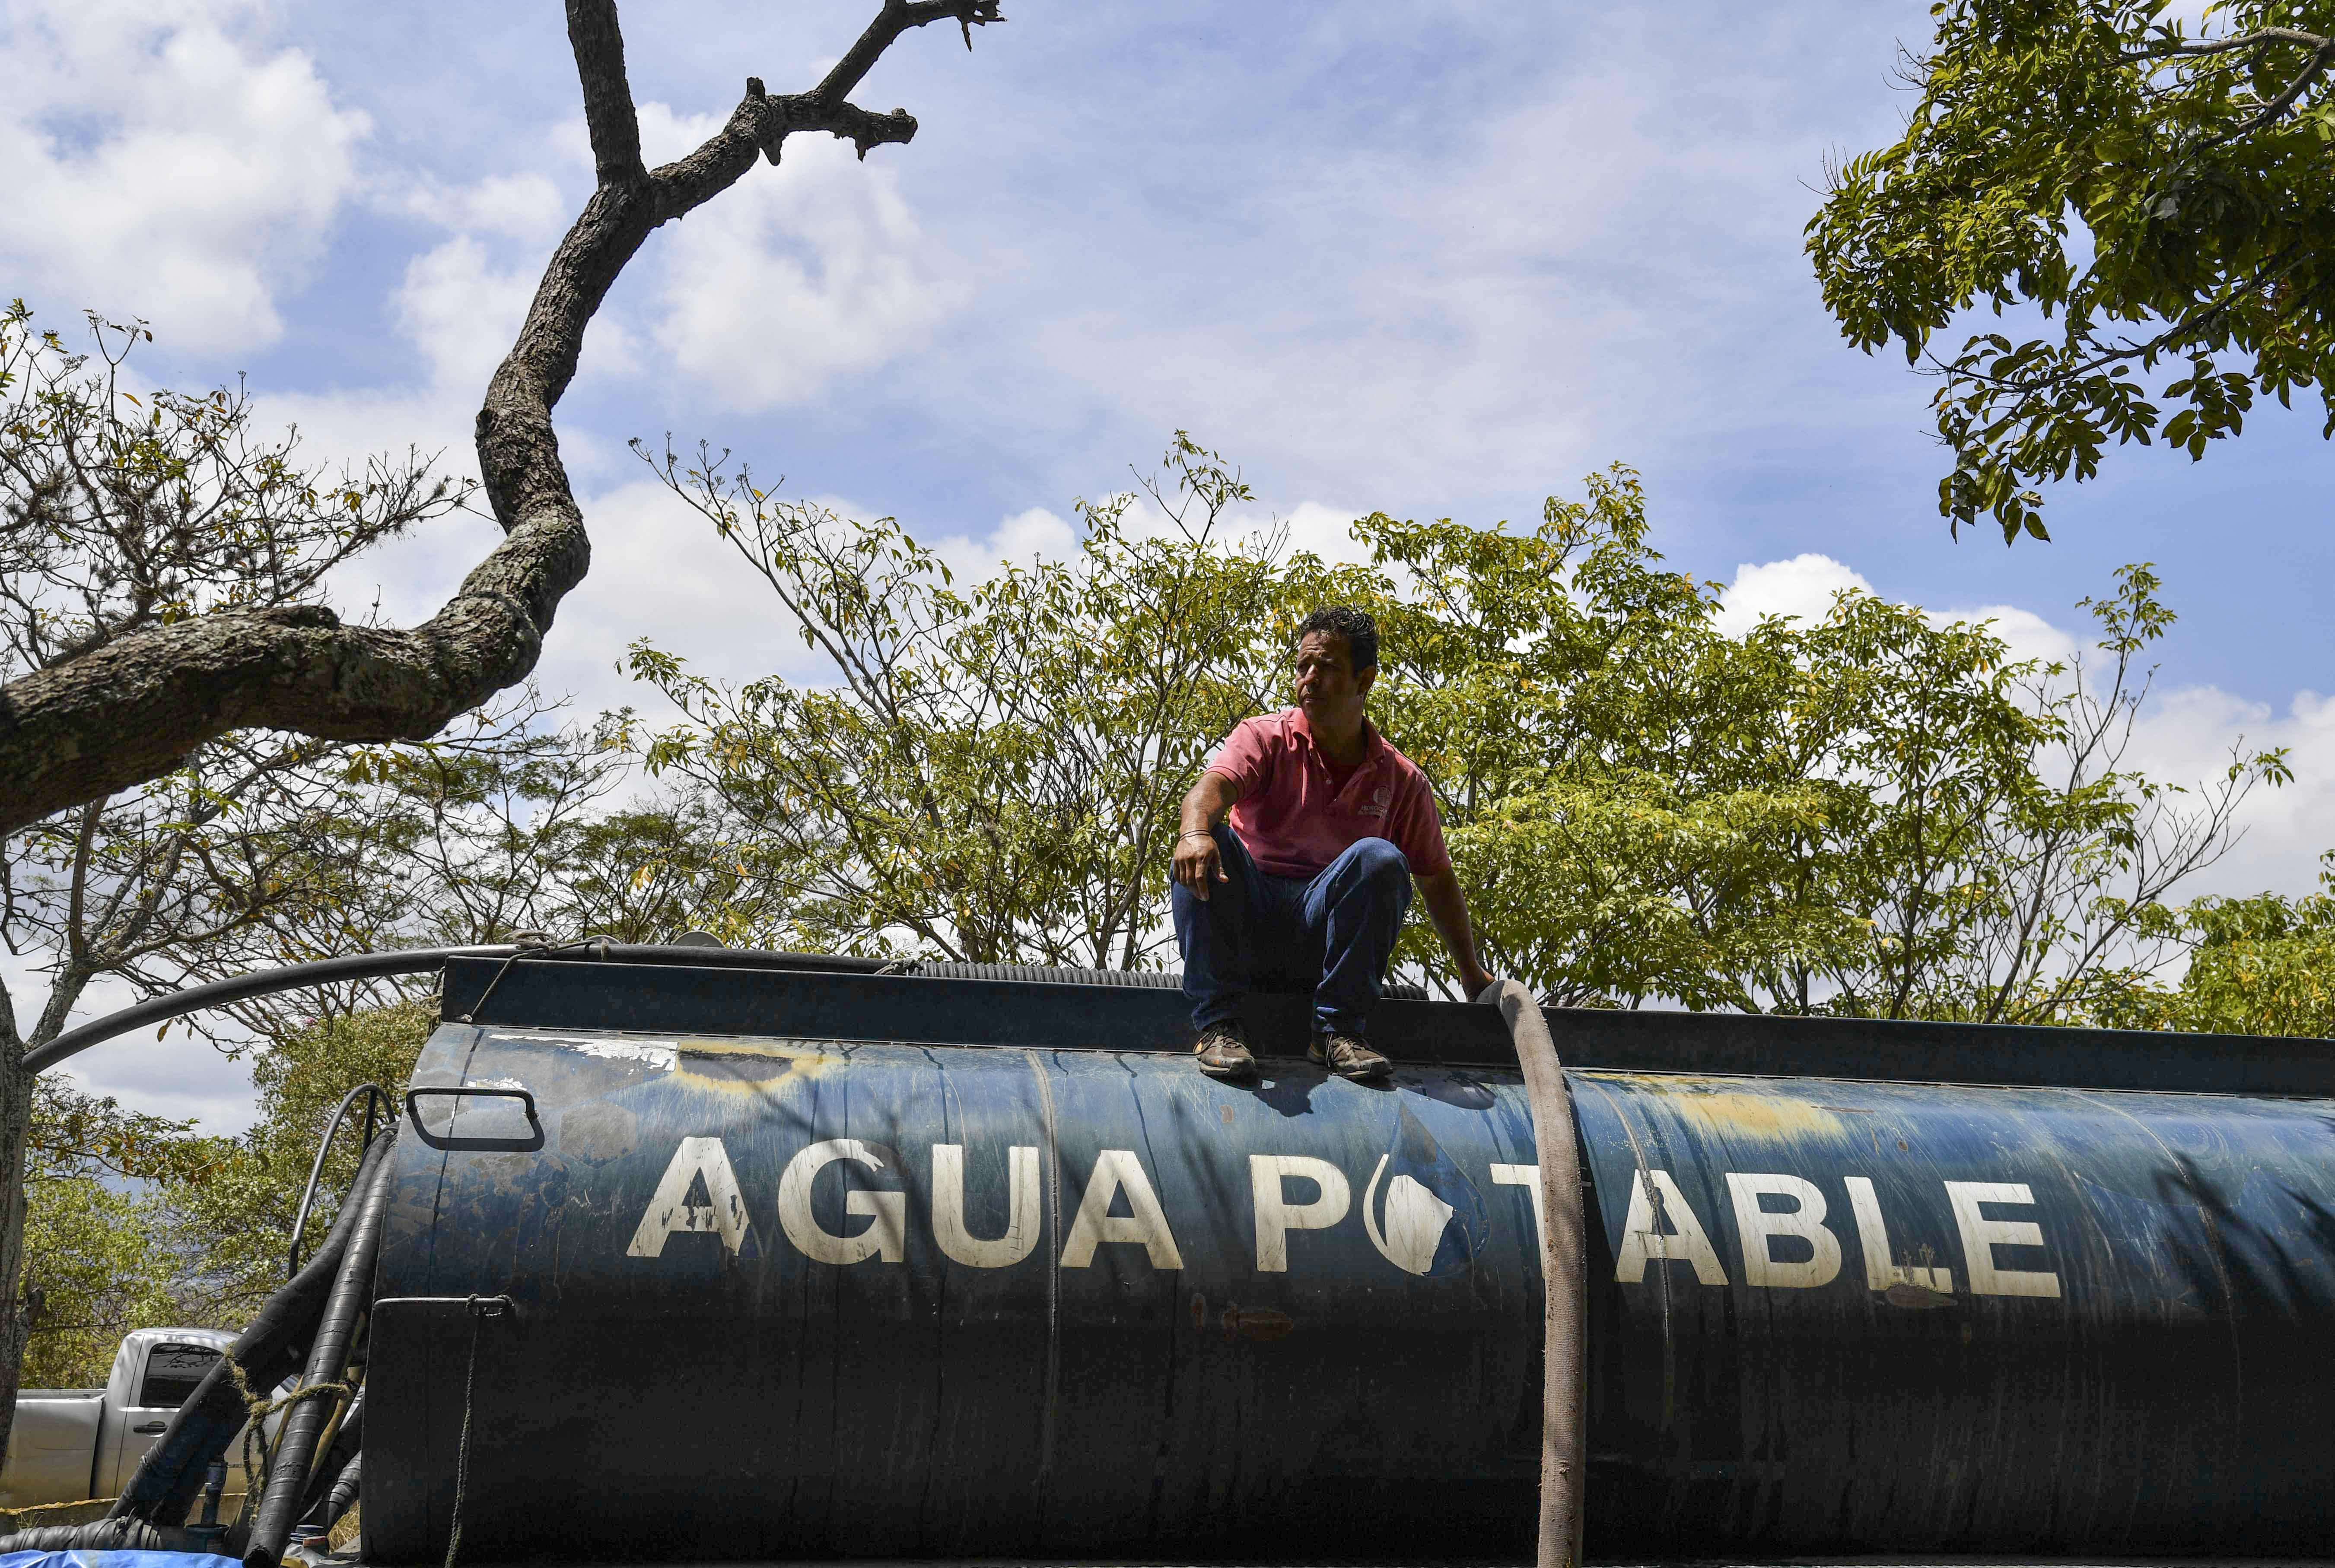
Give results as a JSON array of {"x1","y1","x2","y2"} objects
[{"x1": 1172, "y1": 825, "x2": 1413, "y2": 1038}]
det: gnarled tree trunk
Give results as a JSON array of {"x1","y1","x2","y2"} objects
[{"x1": 0, "y1": 0, "x2": 1000, "y2": 1467}]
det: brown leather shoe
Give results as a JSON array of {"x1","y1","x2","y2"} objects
[
  {"x1": 1309, "y1": 1030, "x2": 1391, "y2": 1081},
  {"x1": 1193, "y1": 1021, "x2": 1257, "y2": 1079}
]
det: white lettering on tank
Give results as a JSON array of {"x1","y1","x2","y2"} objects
[
  {"x1": 1250, "y1": 1155, "x2": 1351, "y2": 1273},
  {"x1": 777, "y1": 1138, "x2": 906, "y2": 1264},
  {"x1": 1613, "y1": 1168, "x2": 1728, "y2": 1285},
  {"x1": 1060, "y1": 1149, "x2": 1183, "y2": 1270},
  {"x1": 1944, "y1": 1181, "x2": 2061, "y2": 1298},
  {"x1": 627, "y1": 1136, "x2": 754, "y2": 1258},
  {"x1": 1843, "y1": 1176, "x2": 1953, "y2": 1293},
  {"x1": 930, "y1": 1143, "x2": 1041, "y2": 1268},
  {"x1": 1725, "y1": 1172, "x2": 1842, "y2": 1288},
  {"x1": 1490, "y1": 1163, "x2": 1545, "y2": 1251}
]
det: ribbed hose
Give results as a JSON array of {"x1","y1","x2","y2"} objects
[
  {"x1": 0, "y1": 1516, "x2": 169, "y2": 1554},
  {"x1": 110, "y1": 1131, "x2": 401, "y2": 1527},
  {"x1": 294, "y1": 1392, "x2": 363, "y2": 1535},
  {"x1": 245, "y1": 1126, "x2": 398, "y2": 1568},
  {"x1": 910, "y1": 961, "x2": 1183, "y2": 988},
  {"x1": 1482, "y1": 977, "x2": 1586, "y2": 1568},
  {"x1": 318, "y1": 1452, "x2": 361, "y2": 1533},
  {"x1": 909, "y1": 959, "x2": 1428, "y2": 1000}
]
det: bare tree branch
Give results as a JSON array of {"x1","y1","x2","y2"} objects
[
  {"x1": 567, "y1": 0, "x2": 647, "y2": 187},
  {"x1": 0, "y1": 0, "x2": 1000, "y2": 838}
]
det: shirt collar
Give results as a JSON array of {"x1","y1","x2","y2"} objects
[{"x1": 1286, "y1": 706, "x2": 1384, "y2": 768}]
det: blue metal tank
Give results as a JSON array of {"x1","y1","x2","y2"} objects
[{"x1": 363, "y1": 956, "x2": 2335, "y2": 1561}]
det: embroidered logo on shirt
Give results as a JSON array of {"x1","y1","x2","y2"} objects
[{"x1": 1360, "y1": 783, "x2": 1392, "y2": 819}]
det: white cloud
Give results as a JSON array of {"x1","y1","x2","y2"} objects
[
  {"x1": 0, "y1": 0, "x2": 366, "y2": 349},
  {"x1": 1718, "y1": 555, "x2": 2084, "y2": 671},
  {"x1": 2122, "y1": 684, "x2": 2335, "y2": 901},
  {"x1": 1, "y1": 950, "x2": 261, "y2": 1133},
  {"x1": 391, "y1": 235, "x2": 541, "y2": 395},
  {"x1": 638, "y1": 105, "x2": 958, "y2": 410},
  {"x1": 932, "y1": 505, "x2": 1078, "y2": 582},
  {"x1": 1275, "y1": 502, "x2": 1373, "y2": 567},
  {"x1": 57, "y1": 1032, "x2": 261, "y2": 1138},
  {"x1": 1936, "y1": 603, "x2": 2081, "y2": 670},
  {"x1": 1715, "y1": 553, "x2": 1874, "y2": 636},
  {"x1": 530, "y1": 478, "x2": 831, "y2": 720},
  {"x1": 387, "y1": 169, "x2": 567, "y2": 243}
]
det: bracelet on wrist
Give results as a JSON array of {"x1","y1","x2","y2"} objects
[{"x1": 1178, "y1": 829, "x2": 1215, "y2": 842}]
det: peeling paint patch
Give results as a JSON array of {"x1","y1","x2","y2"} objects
[
  {"x1": 484, "y1": 1030, "x2": 681, "y2": 1071},
  {"x1": 557, "y1": 1038, "x2": 679, "y2": 1071},
  {"x1": 675, "y1": 1038, "x2": 849, "y2": 1089},
  {"x1": 1635, "y1": 1080, "x2": 1854, "y2": 1140}
]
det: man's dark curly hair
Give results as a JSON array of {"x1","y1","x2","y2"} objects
[{"x1": 1298, "y1": 606, "x2": 1379, "y2": 673}]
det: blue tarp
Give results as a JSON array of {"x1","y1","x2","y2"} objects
[{"x1": 0, "y1": 1553, "x2": 240, "y2": 1568}]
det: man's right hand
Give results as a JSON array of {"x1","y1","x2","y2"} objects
[{"x1": 1174, "y1": 830, "x2": 1229, "y2": 901}]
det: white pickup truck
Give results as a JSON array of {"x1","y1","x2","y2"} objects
[{"x1": 0, "y1": 1328, "x2": 238, "y2": 1508}]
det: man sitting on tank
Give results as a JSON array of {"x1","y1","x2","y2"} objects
[{"x1": 1171, "y1": 605, "x2": 1494, "y2": 1081}]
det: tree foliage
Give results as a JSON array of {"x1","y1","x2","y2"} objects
[
  {"x1": 1350, "y1": 474, "x2": 2284, "y2": 1016},
  {"x1": 631, "y1": 450, "x2": 2285, "y2": 1017},
  {"x1": 159, "y1": 1003, "x2": 436, "y2": 1332},
  {"x1": 628, "y1": 435, "x2": 1319, "y2": 966},
  {"x1": 2100, "y1": 865, "x2": 2335, "y2": 1033},
  {"x1": 1808, "y1": 1, "x2": 2335, "y2": 540},
  {"x1": 19, "y1": 1082, "x2": 211, "y2": 1388}
]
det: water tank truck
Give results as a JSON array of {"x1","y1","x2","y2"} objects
[{"x1": 20, "y1": 943, "x2": 2335, "y2": 1563}]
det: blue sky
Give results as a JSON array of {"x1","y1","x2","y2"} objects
[{"x1": 7, "y1": 0, "x2": 2332, "y2": 1125}]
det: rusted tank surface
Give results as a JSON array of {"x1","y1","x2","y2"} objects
[{"x1": 363, "y1": 959, "x2": 2335, "y2": 1562}]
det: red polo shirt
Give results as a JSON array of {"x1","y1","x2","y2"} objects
[{"x1": 1204, "y1": 708, "x2": 1452, "y2": 880}]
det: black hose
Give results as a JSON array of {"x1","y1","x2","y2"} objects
[
  {"x1": 295, "y1": 1395, "x2": 363, "y2": 1535},
  {"x1": 110, "y1": 1132, "x2": 400, "y2": 1527},
  {"x1": 27, "y1": 943, "x2": 891, "y2": 1072},
  {"x1": 0, "y1": 1516, "x2": 169, "y2": 1554},
  {"x1": 318, "y1": 1452, "x2": 361, "y2": 1534},
  {"x1": 245, "y1": 1125, "x2": 398, "y2": 1568},
  {"x1": 27, "y1": 947, "x2": 515, "y2": 1072},
  {"x1": 33, "y1": 940, "x2": 1418, "y2": 1076}
]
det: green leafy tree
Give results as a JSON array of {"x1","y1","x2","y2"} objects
[
  {"x1": 627, "y1": 435, "x2": 1320, "y2": 966},
  {"x1": 1354, "y1": 475, "x2": 2284, "y2": 1017},
  {"x1": 2099, "y1": 865, "x2": 2335, "y2": 1034},
  {"x1": 19, "y1": 1083, "x2": 211, "y2": 1388},
  {"x1": 1351, "y1": 468, "x2": 1874, "y2": 1006},
  {"x1": 630, "y1": 443, "x2": 2282, "y2": 1018},
  {"x1": 1808, "y1": 1, "x2": 2335, "y2": 540},
  {"x1": 160, "y1": 1003, "x2": 435, "y2": 1332}
]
